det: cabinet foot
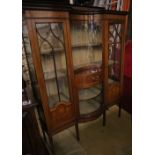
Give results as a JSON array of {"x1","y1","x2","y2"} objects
[
  {"x1": 49, "y1": 136, "x2": 55, "y2": 155},
  {"x1": 118, "y1": 103, "x2": 122, "y2": 117},
  {"x1": 43, "y1": 130, "x2": 47, "y2": 142},
  {"x1": 103, "y1": 109, "x2": 106, "y2": 126}
]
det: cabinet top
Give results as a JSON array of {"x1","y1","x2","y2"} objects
[{"x1": 23, "y1": 1, "x2": 128, "y2": 15}]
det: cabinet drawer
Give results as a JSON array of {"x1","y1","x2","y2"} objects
[{"x1": 74, "y1": 66, "x2": 103, "y2": 89}]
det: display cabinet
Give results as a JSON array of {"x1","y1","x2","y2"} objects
[{"x1": 23, "y1": 1, "x2": 128, "y2": 144}]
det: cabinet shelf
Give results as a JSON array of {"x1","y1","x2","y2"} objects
[
  {"x1": 72, "y1": 43, "x2": 102, "y2": 49},
  {"x1": 108, "y1": 41, "x2": 120, "y2": 45},
  {"x1": 74, "y1": 60, "x2": 119, "y2": 67},
  {"x1": 74, "y1": 61, "x2": 102, "y2": 70},
  {"x1": 74, "y1": 60, "x2": 118, "y2": 69},
  {"x1": 40, "y1": 48, "x2": 65, "y2": 56},
  {"x1": 40, "y1": 43, "x2": 102, "y2": 56},
  {"x1": 44, "y1": 69, "x2": 66, "y2": 81},
  {"x1": 79, "y1": 86, "x2": 101, "y2": 101},
  {"x1": 108, "y1": 60, "x2": 119, "y2": 65},
  {"x1": 79, "y1": 93, "x2": 102, "y2": 115}
]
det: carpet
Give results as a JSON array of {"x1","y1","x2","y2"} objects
[{"x1": 49, "y1": 106, "x2": 132, "y2": 155}]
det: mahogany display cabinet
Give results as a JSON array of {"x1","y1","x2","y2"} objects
[{"x1": 22, "y1": 2, "x2": 128, "y2": 143}]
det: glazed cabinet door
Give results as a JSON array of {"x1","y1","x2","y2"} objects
[
  {"x1": 103, "y1": 16, "x2": 126, "y2": 106},
  {"x1": 25, "y1": 11, "x2": 76, "y2": 135}
]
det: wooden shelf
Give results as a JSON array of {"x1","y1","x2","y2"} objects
[
  {"x1": 73, "y1": 60, "x2": 118, "y2": 69},
  {"x1": 72, "y1": 43, "x2": 102, "y2": 49},
  {"x1": 108, "y1": 41, "x2": 121, "y2": 45},
  {"x1": 79, "y1": 93, "x2": 102, "y2": 115},
  {"x1": 74, "y1": 61, "x2": 102, "y2": 70},
  {"x1": 79, "y1": 86, "x2": 102, "y2": 101},
  {"x1": 40, "y1": 43, "x2": 102, "y2": 56},
  {"x1": 108, "y1": 60, "x2": 119, "y2": 65},
  {"x1": 44, "y1": 69, "x2": 66, "y2": 81},
  {"x1": 41, "y1": 47, "x2": 64, "y2": 56}
]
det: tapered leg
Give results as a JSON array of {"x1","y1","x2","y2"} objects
[
  {"x1": 103, "y1": 109, "x2": 106, "y2": 126},
  {"x1": 43, "y1": 130, "x2": 47, "y2": 142},
  {"x1": 75, "y1": 122, "x2": 80, "y2": 141},
  {"x1": 49, "y1": 136, "x2": 55, "y2": 155},
  {"x1": 118, "y1": 102, "x2": 122, "y2": 117}
]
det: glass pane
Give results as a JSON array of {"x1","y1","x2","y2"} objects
[
  {"x1": 108, "y1": 23, "x2": 122, "y2": 84},
  {"x1": 36, "y1": 23, "x2": 70, "y2": 108},
  {"x1": 71, "y1": 21, "x2": 103, "y2": 69},
  {"x1": 71, "y1": 20, "x2": 103, "y2": 114},
  {"x1": 79, "y1": 84, "x2": 102, "y2": 114},
  {"x1": 22, "y1": 19, "x2": 40, "y2": 100}
]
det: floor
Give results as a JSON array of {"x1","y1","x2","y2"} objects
[{"x1": 44, "y1": 106, "x2": 132, "y2": 155}]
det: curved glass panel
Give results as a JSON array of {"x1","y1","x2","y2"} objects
[
  {"x1": 79, "y1": 84, "x2": 102, "y2": 114},
  {"x1": 71, "y1": 19, "x2": 103, "y2": 114}
]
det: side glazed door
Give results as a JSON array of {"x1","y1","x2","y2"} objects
[
  {"x1": 102, "y1": 14, "x2": 126, "y2": 107},
  {"x1": 25, "y1": 10, "x2": 76, "y2": 135}
]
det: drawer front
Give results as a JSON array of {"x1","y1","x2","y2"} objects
[{"x1": 75, "y1": 71, "x2": 103, "y2": 89}]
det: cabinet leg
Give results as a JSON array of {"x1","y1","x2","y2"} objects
[
  {"x1": 103, "y1": 109, "x2": 106, "y2": 126},
  {"x1": 75, "y1": 122, "x2": 80, "y2": 141},
  {"x1": 49, "y1": 136, "x2": 55, "y2": 155},
  {"x1": 118, "y1": 102, "x2": 122, "y2": 117},
  {"x1": 42, "y1": 130, "x2": 47, "y2": 142}
]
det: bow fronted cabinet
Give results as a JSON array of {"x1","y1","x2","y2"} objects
[{"x1": 22, "y1": 1, "x2": 129, "y2": 144}]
